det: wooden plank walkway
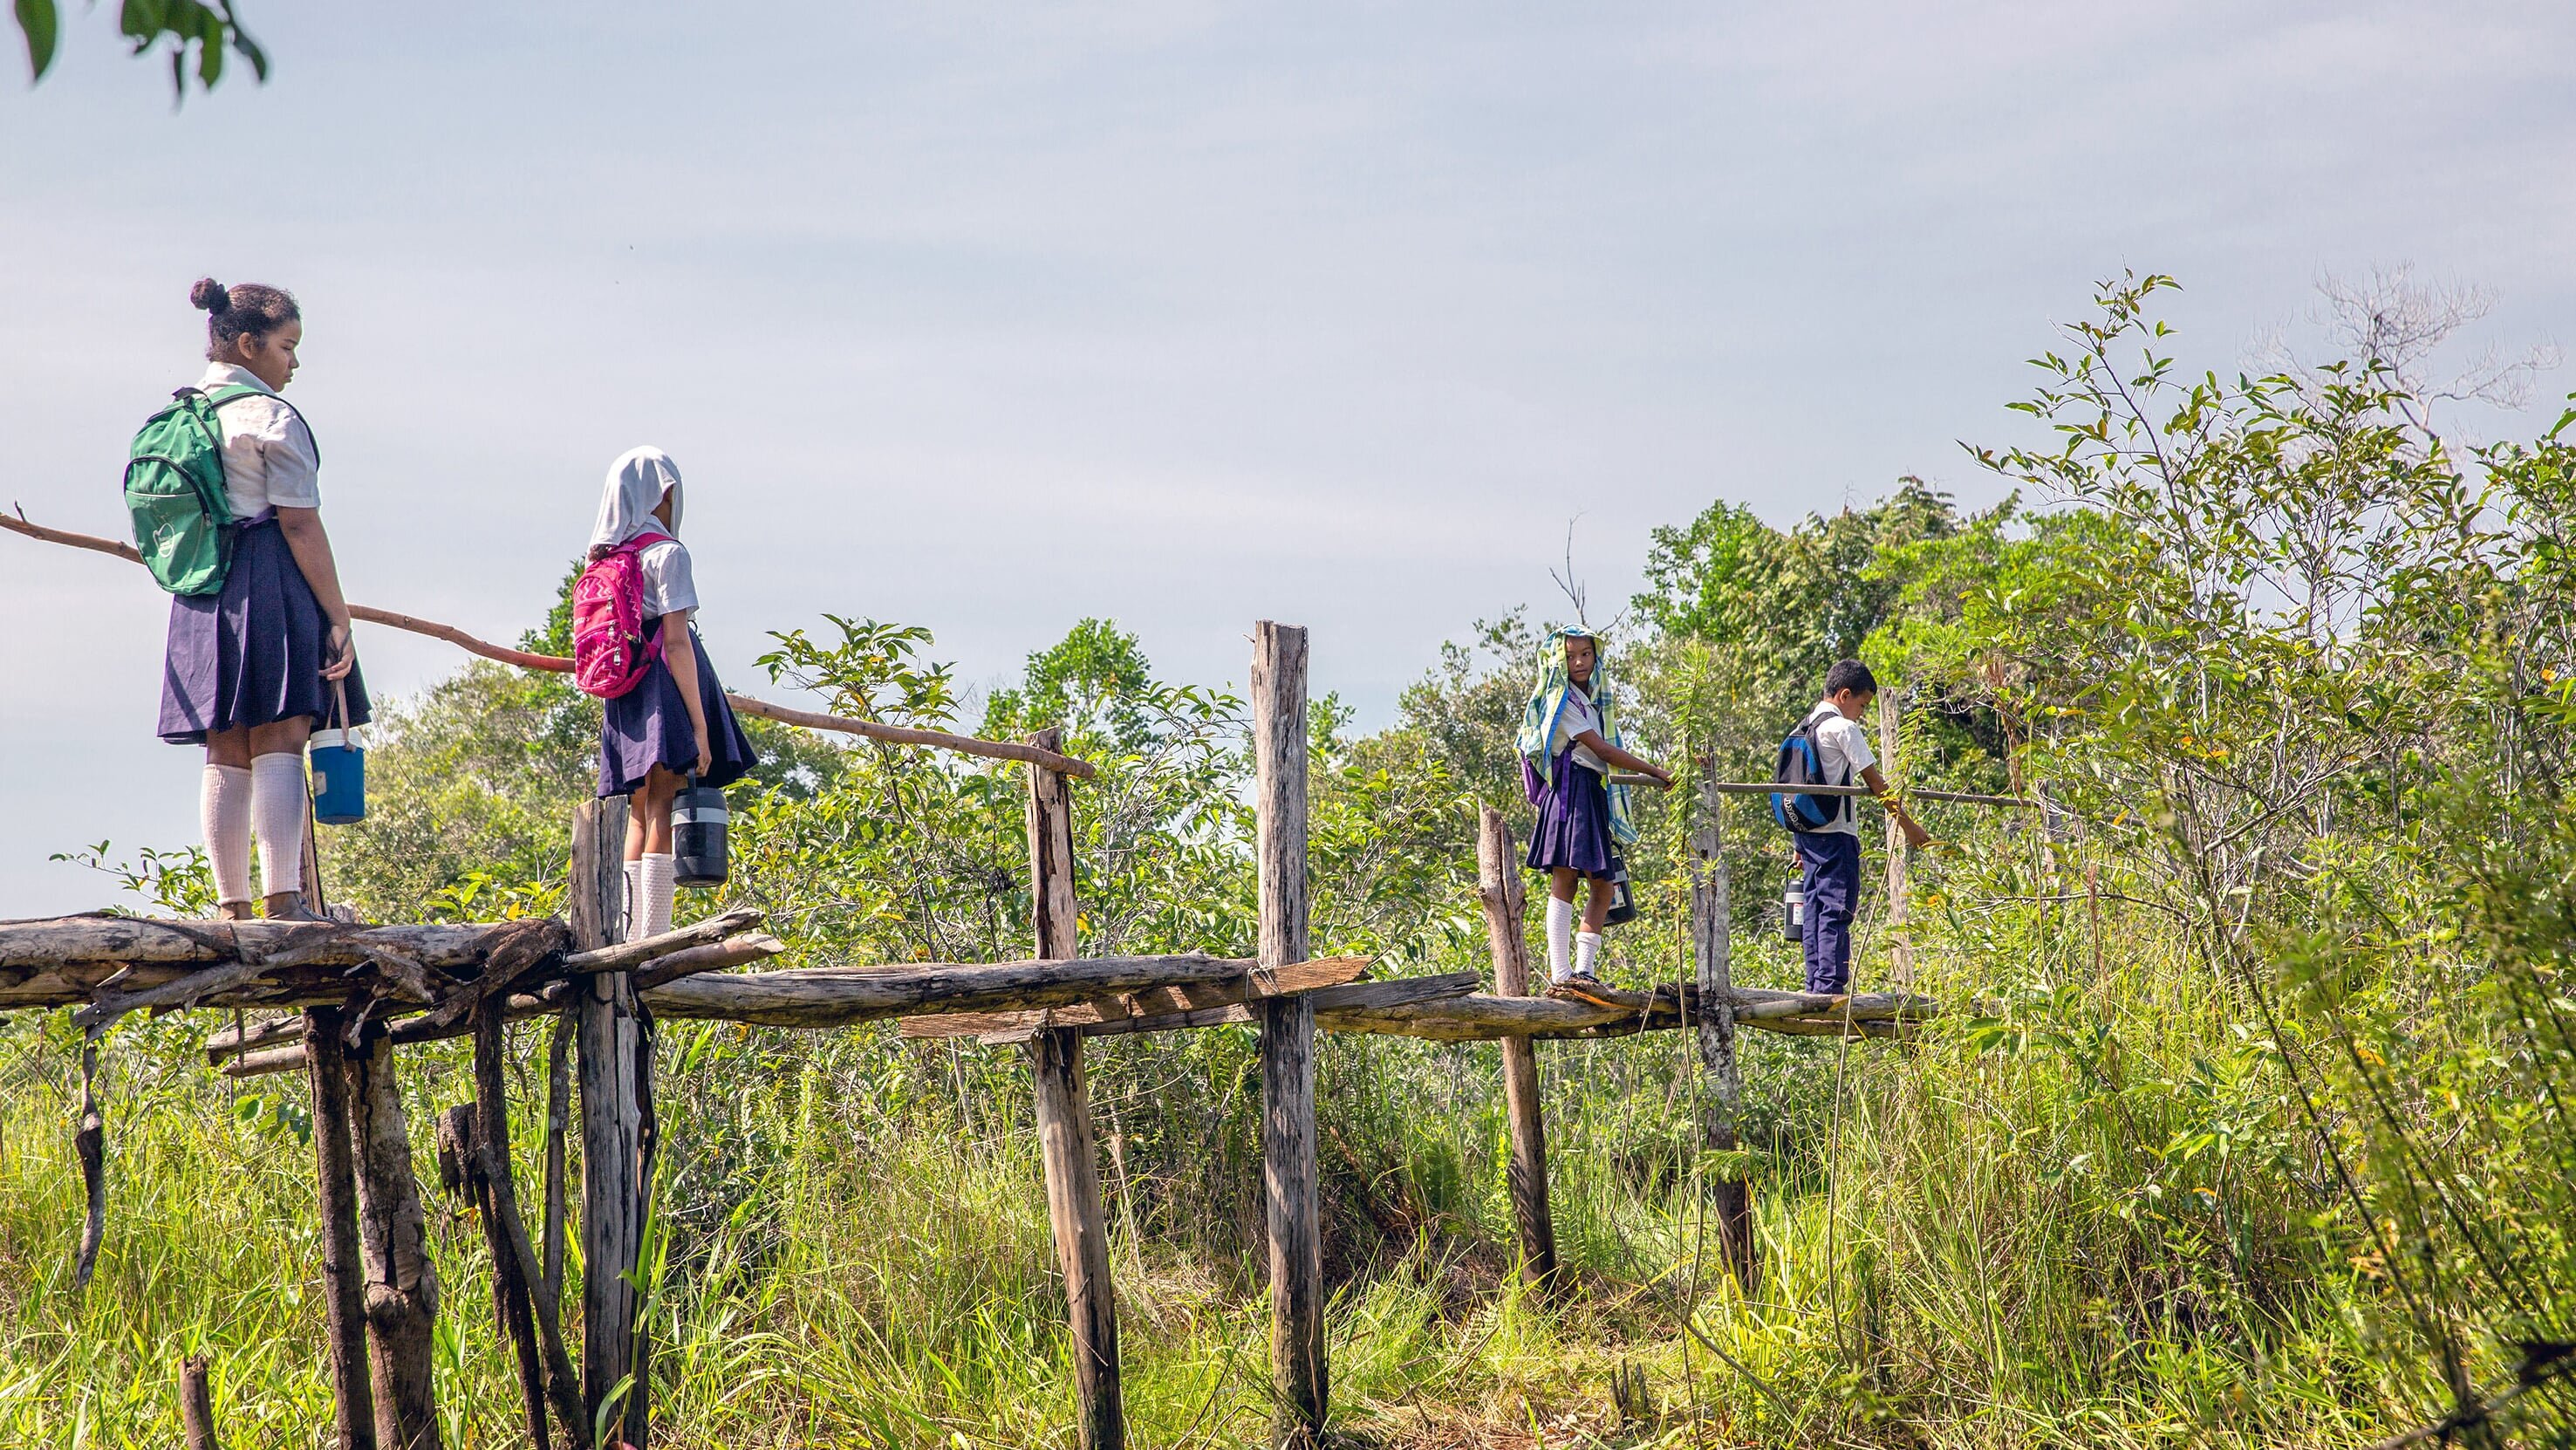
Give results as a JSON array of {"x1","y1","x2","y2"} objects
[{"x1": 0, "y1": 616, "x2": 1941, "y2": 1450}]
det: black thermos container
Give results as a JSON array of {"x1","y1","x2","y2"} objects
[
  {"x1": 673, "y1": 776, "x2": 730, "y2": 887},
  {"x1": 1603, "y1": 853, "x2": 1638, "y2": 927}
]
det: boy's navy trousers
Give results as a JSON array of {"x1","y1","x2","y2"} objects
[{"x1": 1794, "y1": 831, "x2": 1862, "y2": 994}]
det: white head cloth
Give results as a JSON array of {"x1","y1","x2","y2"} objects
[{"x1": 589, "y1": 446, "x2": 684, "y2": 552}]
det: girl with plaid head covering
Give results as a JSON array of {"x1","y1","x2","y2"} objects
[{"x1": 1514, "y1": 629, "x2": 1672, "y2": 995}]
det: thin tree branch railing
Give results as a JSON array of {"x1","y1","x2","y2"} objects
[{"x1": 4, "y1": 507, "x2": 1092, "y2": 777}]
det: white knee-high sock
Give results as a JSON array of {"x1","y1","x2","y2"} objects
[
  {"x1": 1545, "y1": 895, "x2": 1575, "y2": 983},
  {"x1": 623, "y1": 860, "x2": 645, "y2": 942},
  {"x1": 633, "y1": 852, "x2": 676, "y2": 941},
  {"x1": 201, "y1": 764, "x2": 253, "y2": 904},
  {"x1": 1575, "y1": 931, "x2": 1602, "y2": 980},
  {"x1": 249, "y1": 752, "x2": 307, "y2": 897}
]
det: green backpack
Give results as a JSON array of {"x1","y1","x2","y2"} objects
[{"x1": 125, "y1": 385, "x2": 270, "y2": 597}]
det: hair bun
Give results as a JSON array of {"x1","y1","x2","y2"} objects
[{"x1": 189, "y1": 277, "x2": 230, "y2": 313}]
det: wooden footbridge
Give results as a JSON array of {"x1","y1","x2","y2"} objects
[{"x1": 0, "y1": 615, "x2": 1938, "y2": 1450}]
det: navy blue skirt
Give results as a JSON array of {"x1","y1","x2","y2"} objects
[
  {"x1": 159, "y1": 519, "x2": 372, "y2": 745},
  {"x1": 598, "y1": 623, "x2": 758, "y2": 797},
  {"x1": 1524, "y1": 751, "x2": 1615, "y2": 877}
]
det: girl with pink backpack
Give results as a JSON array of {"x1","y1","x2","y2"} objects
[{"x1": 577, "y1": 447, "x2": 757, "y2": 941}]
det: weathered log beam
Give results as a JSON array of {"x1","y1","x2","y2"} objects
[
  {"x1": 205, "y1": 1011, "x2": 305, "y2": 1064},
  {"x1": 644, "y1": 951, "x2": 1286, "y2": 1028},
  {"x1": 0, "y1": 916, "x2": 497, "y2": 972},
  {"x1": 209, "y1": 953, "x2": 1931, "y2": 1071},
  {"x1": 10, "y1": 910, "x2": 762, "y2": 1022},
  {"x1": 560, "y1": 909, "x2": 765, "y2": 976},
  {"x1": 1315, "y1": 988, "x2": 1923, "y2": 1043},
  {"x1": 632, "y1": 934, "x2": 786, "y2": 991},
  {"x1": 975, "y1": 970, "x2": 1477, "y2": 1044},
  {"x1": 898, "y1": 954, "x2": 1371, "y2": 1041},
  {"x1": 215, "y1": 933, "x2": 785, "y2": 1078}
]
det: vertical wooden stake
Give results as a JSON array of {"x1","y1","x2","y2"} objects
[
  {"x1": 575, "y1": 797, "x2": 651, "y2": 1449},
  {"x1": 1475, "y1": 809, "x2": 1557, "y2": 1296},
  {"x1": 473, "y1": 1010, "x2": 556, "y2": 1448},
  {"x1": 1254, "y1": 621, "x2": 1327, "y2": 1450},
  {"x1": 181, "y1": 1353, "x2": 218, "y2": 1450},
  {"x1": 1023, "y1": 727, "x2": 1124, "y2": 1450},
  {"x1": 1878, "y1": 683, "x2": 1912, "y2": 993},
  {"x1": 1691, "y1": 761, "x2": 1759, "y2": 1292},
  {"x1": 542, "y1": 1006, "x2": 575, "y2": 1309},
  {"x1": 72, "y1": 1042, "x2": 105, "y2": 1291},
  {"x1": 304, "y1": 1008, "x2": 378, "y2": 1450},
  {"x1": 347, "y1": 1033, "x2": 443, "y2": 1450},
  {"x1": 1026, "y1": 728, "x2": 1081, "y2": 961}
]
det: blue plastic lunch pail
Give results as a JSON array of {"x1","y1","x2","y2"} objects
[{"x1": 309, "y1": 683, "x2": 366, "y2": 824}]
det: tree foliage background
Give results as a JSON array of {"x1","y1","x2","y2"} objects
[{"x1": 5, "y1": 273, "x2": 2571, "y2": 1446}]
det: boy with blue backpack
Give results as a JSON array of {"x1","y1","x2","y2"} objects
[{"x1": 1773, "y1": 660, "x2": 1930, "y2": 995}]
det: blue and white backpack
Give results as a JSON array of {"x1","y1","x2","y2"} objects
[{"x1": 1770, "y1": 708, "x2": 1851, "y2": 833}]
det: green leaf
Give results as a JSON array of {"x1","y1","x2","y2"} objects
[{"x1": 14, "y1": 0, "x2": 55, "y2": 79}]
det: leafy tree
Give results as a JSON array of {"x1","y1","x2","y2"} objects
[{"x1": 15, "y1": 1, "x2": 265, "y2": 97}]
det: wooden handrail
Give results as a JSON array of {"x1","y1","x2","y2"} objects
[
  {"x1": 4, "y1": 508, "x2": 1093, "y2": 777},
  {"x1": 1606, "y1": 772, "x2": 2030, "y2": 808}
]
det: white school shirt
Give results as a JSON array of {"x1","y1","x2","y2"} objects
[
  {"x1": 1548, "y1": 687, "x2": 1609, "y2": 774},
  {"x1": 198, "y1": 363, "x2": 321, "y2": 519},
  {"x1": 1803, "y1": 700, "x2": 1877, "y2": 838},
  {"x1": 634, "y1": 537, "x2": 699, "y2": 620}
]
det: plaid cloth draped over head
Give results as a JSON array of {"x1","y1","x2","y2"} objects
[{"x1": 1513, "y1": 627, "x2": 1637, "y2": 847}]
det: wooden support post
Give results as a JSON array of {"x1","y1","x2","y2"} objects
[
  {"x1": 304, "y1": 1007, "x2": 378, "y2": 1450},
  {"x1": 1879, "y1": 683, "x2": 1912, "y2": 992},
  {"x1": 72, "y1": 1042, "x2": 105, "y2": 1291},
  {"x1": 476, "y1": 1009, "x2": 587, "y2": 1450},
  {"x1": 575, "y1": 797, "x2": 652, "y2": 1449},
  {"x1": 181, "y1": 1353, "x2": 218, "y2": 1450},
  {"x1": 1691, "y1": 759, "x2": 1759, "y2": 1292},
  {"x1": 1254, "y1": 621, "x2": 1328, "y2": 1449},
  {"x1": 347, "y1": 1032, "x2": 443, "y2": 1450},
  {"x1": 1023, "y1": 727, "x2": 1124, "y2": 1450},
  {"x1": 541, "y1": 1006, "x2": 574, "y2": 1309},
  {"x1": 1475, "y1": 808, "x2": 1557, "y2": 1296}
]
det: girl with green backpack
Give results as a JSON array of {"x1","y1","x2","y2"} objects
[{"x1": 148, "y1": 277, "x2": 369, "y2": 921}]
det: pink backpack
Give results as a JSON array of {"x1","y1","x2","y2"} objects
[{"x1": 571, "y1": 530, "x2": 673, "y2": 699}]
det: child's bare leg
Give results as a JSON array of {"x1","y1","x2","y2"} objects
[
  {"x1": 1549, "y1": 867, "x2": 1579, "y2": 903},
  {"x1": 626, "y1": 768, "x2": 680, "y2": 860},
  {"x1": 1582, "y1": 875, "x2": 1614, "y2": 934}
]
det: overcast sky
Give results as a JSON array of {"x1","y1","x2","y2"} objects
[{"x1": 4, "y1": 2, "x2": 2571, "y2": 914}]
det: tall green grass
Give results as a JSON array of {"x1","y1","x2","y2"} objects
[{"x1": 0, "y1": 874, "x2": 2422, "y2": 1447}]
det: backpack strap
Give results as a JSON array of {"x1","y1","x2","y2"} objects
[{"x1": 198, "y1": 385, "x2": 321, "y2": 469}]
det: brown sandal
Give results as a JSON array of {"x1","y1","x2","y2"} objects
[{"x1": 1548, "y1": 975, "x2": 1628, "y2": 1009}]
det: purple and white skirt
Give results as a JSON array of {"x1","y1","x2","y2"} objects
[
  {"x1": 1524, "y1": 750, "x2": 1616, "y2": 877},
  {"x1": 598, "y1": 622, "x2": 759, "y2": 797},
  {"x1": 158, "y1": 518, "x2": 372, "y2": 745}
]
